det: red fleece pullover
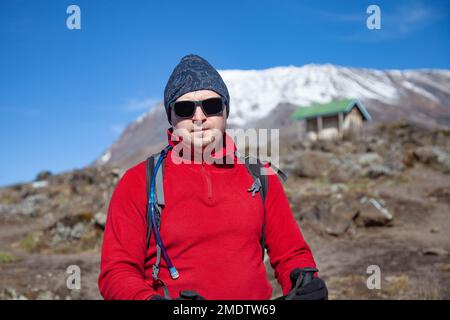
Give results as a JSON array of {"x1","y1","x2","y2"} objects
[{"x1": 98, "y1": 129, "x2": 317, "y2": 299}]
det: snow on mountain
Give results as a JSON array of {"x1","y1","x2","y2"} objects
[
  {"x1": 94, "y1": 64, "x2": 450, "y2": 168},
  {"x1": 220, "y1": 64, "x2": 402, "y2": 126}
]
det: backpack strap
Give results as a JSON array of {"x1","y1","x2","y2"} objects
[
  {"x1": 235, "y1": 152, "x2": 268, "y2": 260},
  {"x1": 145, "y1": 155, "x2": 155, "y2": 249},
  {"x1": 145, "y1": 151, "x2": 170, "y2": 299},
  {"x1": 236, "y1": 151, "x2": 288, "y2": 260},
  {"x1": 145, "y1": 149, "x2": 288, "y2": 290},
  {"x1": 145, "y1": 153, "x2": 168, "y2": 249},
  {"x1": 247, "y1": 158, "x2": 268, "y2": 260}
]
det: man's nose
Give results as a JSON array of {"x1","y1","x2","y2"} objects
[{"x1": 192, "y1": 106, "x2": 207, "y2": 122}]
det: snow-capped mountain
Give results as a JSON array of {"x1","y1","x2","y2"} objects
[
  {"x1": 223, "y1": 64, "x2": 400, "y2": 126},
  {"x1": 94, "y1": 64, "x2": 450, "y2": 168}
]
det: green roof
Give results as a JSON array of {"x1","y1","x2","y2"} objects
[{"x1": 291, "y1": 99, "x2": 372, "y2": 121}]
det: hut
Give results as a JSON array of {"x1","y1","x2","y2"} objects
[{"x1": 291, "y1": 99, "x2": 372, "y2": 140}]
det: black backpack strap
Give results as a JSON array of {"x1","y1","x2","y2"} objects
[
  {"x1": 236, "y1": 152, "x2": 288, "y2": 260},
  {"x1": 244, "y1": 158, "x2": 269, "y2": 201},
  {"x1": 236, "y1": 154, "x2": 268, "y2": 260}
]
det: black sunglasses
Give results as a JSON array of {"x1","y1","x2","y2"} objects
[{"x1": 170, "y1": 97, "x2": 226, "y2": 119}]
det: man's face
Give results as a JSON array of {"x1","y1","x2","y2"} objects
[{"x1": 171, "y1": 89, "x2": 227, "y2": 150}]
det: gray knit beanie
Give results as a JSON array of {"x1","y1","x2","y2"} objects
[{"x1": 163, "y1": 54, "x2": 230, "y2": 124}]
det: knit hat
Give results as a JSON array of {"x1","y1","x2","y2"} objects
[{"x1": 163, "y1": 54, "x2": 230, "y2": 124}]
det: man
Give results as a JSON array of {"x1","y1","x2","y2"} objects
[{"x1": 98, "y1": 54, "x2": 328, "y2": 300}]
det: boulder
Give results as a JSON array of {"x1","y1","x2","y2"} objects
[
  {"x1": 413, "y1": 146, "x2": 450, "y2": 173},
  {"x1": 328, "y1": 155, "x2": 364, "y2": 182},
  {"x1": 354, "y1": 198, "x2": 393, "y2": 227},
  {"x1": 303, "y1": 199, "x2": 358, "y2": 236},
  {"x1": 294, "y1": 151, "x2": 335, "y2": 178}
]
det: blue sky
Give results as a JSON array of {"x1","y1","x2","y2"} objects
[{"x1": 0, "y1": 0, "x2": 449, "y2": 187}]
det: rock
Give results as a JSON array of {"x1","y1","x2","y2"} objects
[
  {"x1": 69, "y1": 169, "x2": 96, "y2": 185},
  {"x1": 303, "y1": 200, "x2": 358, "y2": 236},
  {"x1": 326, "y1": 202, "x2": 359, "y2": 236},
  {"x1": 94, "y1": 211, "x2": 107, "y2": 228},
  {"x1": 328, "y1": 155, "x2": 364, "y2": 182},
  {"x1": 0, "y1": 193, "x2": 47, "y2": 217},
  {"x1": 0, "y1": 203, "x2": 15, "y2": 216},
  {"x1": 70, "y1": 222, "x2": 86, "y2": 240},
  {"x1": 51, "y1": 222, "x2": 70, "y2": 245},
  {"x1": 354, "y1": 198, "x2": 393, "y2": 227},
  {"x1": 52, "y1": 222, "x2": 75, "y2": 244},
  {"x1": 0, "y1": 288, "x2": 28, "y2": 300},
  {"x1": 48, "y1": 213, "x2": 95, "y2": 248},
  {"x1": 294, "y1": 151, "x2": 335, "y2": 178},
  {"x1": 36, "y1": 290, "x2": 60, "y2": 300},
  {"x1": 366, "y1": 165, "x2": 393, "y2": 178},
  {"x1": 384, "y1": 151, "x2": 405, "y2": 172},
  {"x1": 422, "y1": 248, "x2": 449, "y2": 256},
  {"x1": 356, "y1": 153, "x2": 395, "y2": 178},
  {"x1": 36, "y1": 170, "x2": 52, "y2": 181},
  {"x1": 358, "y1": 153, "x2": 383, "y2": 166},
  {"x1": 111, "y1": 168, "x2": 126, "y2": 179},
  {"x1": 413, "y1": 146, "x2": 450, "y2": 173},
  {"x1": 428, "y1": 187, "x2": 450, "y2": 203},
  {"x1": 330, "y1": 183, "x2": 348, "y2": 194},
  {"x1": 20, "y1": 194, "x2": 48, "y2": 216}
]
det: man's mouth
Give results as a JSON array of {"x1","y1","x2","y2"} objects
[{"x1": 193, "y1": 128, "x2": 209, "y2": 133}]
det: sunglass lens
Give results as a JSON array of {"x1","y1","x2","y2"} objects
[
  {"x1": 174, "y1": 101, "x2": 196, "y2": 118},
  {"x1": 202, "y1": 98, "x2": 224, "y2": 115}
]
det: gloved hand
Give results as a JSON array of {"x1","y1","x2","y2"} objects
[
  {"x1": 150, "y1": 290, "x2": 206, "y2": 300},
  {"x1": 287, "y1": 267, "x2": 328, "y2": 300},
  {"x1": 173, "y1": 290, "x2": 206, "y2": 300},
  {"x1": 150, "y1": 294, "x2": 168, "y2": 300}
]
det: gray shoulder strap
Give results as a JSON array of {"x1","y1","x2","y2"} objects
[
  {"x1": 154, "y1": 154, "x2": 165, "y2": 207},
  {"x1": 266, "y1": 161, "x2": 289, "y2": 183}
]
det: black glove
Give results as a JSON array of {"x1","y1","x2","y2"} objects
[
  {"x1": 150, "y1": 290, "x2": 206, "y2": 300},
  {"x1": 287, "y1": 267, "x2": 328, "y2": 300},
  {"x1": 150, "y1": 294, "x2": 168, "y2": 300},
  {"x1": 174, "y1": 290, "x2": 206, "y2": 300}
]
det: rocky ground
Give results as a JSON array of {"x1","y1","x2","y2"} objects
[{"x1": 0, "y1": 122, "x2": 449, "y2": 300}]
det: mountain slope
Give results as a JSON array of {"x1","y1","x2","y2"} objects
[{"x1": 93, "y1": 64, "x2": 450, "y2": 169}]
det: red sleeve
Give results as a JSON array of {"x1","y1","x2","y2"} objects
[
  {"x1": 263, "y1": 164, "x2": 318, "y2": 295},
  {"x1": 98, "y1": 168, "x2": 158, "y2": 300}
]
